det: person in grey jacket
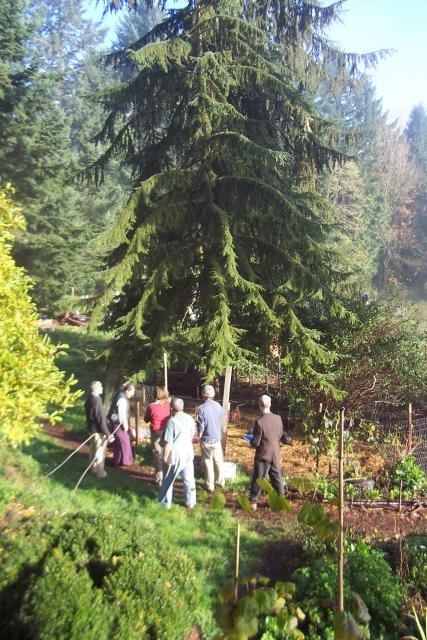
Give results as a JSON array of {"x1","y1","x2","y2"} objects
[
  {"x1": 249, "y1": 394, "x2": 285, "y2": 510},
  {"x1": 84, "y1": 381, "x2": 114, "y2": 478}
]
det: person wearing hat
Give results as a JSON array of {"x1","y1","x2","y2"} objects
[{"x1": 196, "y1": 384, "x2": 224, "y2": 492}]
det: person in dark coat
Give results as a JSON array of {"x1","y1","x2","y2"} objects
[
  {"x1": 249, "y1": 394, "x2": 285, "y2": 511},
  {"x1": 84, "y1": 381, "x2": 114, "y2": 478}
]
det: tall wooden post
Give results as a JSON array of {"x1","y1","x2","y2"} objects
[
  {"x1": 163, "y1": 352, "x2": 168, "y2": 395},
  {"x1": 221, "y1": 365, "x2": 233, "y2": 454},
  {"x1": 135, "y1": 399, "x2": 140, "y2": 447},
  {"x1": 408, "y1": 402, "x2": 413, "y2": 452},
  {"x1": 338, "y1": 407, "x2": 345, "y2": 613}
]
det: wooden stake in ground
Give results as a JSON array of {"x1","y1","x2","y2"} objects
[
  {"x1": 408, "y1": 402, "x2": 413, "y2": 452},
  {"x1": 221, "y1": 365, "x2": 232, "y2": 454},
  {"x1": 338, "y1": 407, "x2": 345, "y2": 613},
  {"x1": 163, "y1": 352, "x2": 168, "y2": 395},
  {"x1": 135, "y1": 399, "x2": 140, "y2": 447},
  {"x1": 234, "y1": 522, "x2": 241, "y2": 602}
]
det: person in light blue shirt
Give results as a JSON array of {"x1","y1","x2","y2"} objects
[
  {"x1": 196, "y1": 384, "x2": 224, "y2": 492},
  {"x1": 158, "y1": 397, "x2": 196, "y2": 509}
]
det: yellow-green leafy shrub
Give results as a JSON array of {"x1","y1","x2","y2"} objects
[{"x1": 0, "y1": 186, "x2": 81, "y2": 445}]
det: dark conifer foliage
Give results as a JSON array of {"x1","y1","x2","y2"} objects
[
  {"x1": 0, "y1": 0, "x2": 130, "y2": 309},
  {"x1": 90, "y1": 0, "x2": 385, "y2": 386}
]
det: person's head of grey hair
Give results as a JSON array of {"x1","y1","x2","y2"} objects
[
  {"x1": 171, "y1": 397, "x2": 184, "y2": 412},
  {"x1": 201, "y1": 384, "x2": 215, "y2": 399},
  {"x1": 91, "y1": 380, "x2": 103, "y2": 394},
  {"x1": 259, "y1": 394, "x2": 271, "y2": 409}
]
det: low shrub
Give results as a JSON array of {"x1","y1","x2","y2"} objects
[
  {"x1": 405, "y1": 535, "x2": 427, "y2": 597},
  {"x1": 0, "y1": 511, "x2": 200, "y2": 640},
  {"x1": 389, "y1": 456, "x2": 427, "y2": 499},
  {"x1": 293, "y1": 541, "x2": 405, "y2": 639}
]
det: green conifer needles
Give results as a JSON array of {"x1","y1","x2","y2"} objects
[{"x1": 90, "y1": 0, "x2": 380, "y2": 384}]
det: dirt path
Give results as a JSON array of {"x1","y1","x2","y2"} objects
[{"x1": 43, "y1": 424, "x2": 427, "y2": 540}]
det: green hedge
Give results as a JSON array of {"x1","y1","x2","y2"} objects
[{"x1": 0, "y1": 511, "x2": 200, "y2": 640}]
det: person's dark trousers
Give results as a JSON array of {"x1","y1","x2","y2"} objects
[{"x1": 250, "y1": 459, "x2": 284, "y2": 504}]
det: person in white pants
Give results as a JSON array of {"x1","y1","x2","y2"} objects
[
  {"x1": 158, "y1": 398, "x2": 197, "y2": 509},
  {"x1": 196, "y1": 384, "x2": 225, "y2": 492}
]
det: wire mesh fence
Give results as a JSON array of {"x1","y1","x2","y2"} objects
[
  {"x1": 129, "y1": 384, "x2": 157, "y2": 441},
  {"x1": 228, "y1": 400, "x2": 291, "y2": 434},
  {"x1": 380, "y1": 416, "x2": 427, "y2": 474},
  {"x1": 411, "y1": 417, "x2": 427, "y2": 473}
]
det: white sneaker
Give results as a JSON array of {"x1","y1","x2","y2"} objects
[{"x1": 95, "y1": 471, "x2": 107, "y2": 478}]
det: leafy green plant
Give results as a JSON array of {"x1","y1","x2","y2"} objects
[
  {"x1": 405, "y1": 535, "x2": 427, "y2": 596},
  {"x1": 216, "y1": 577, "x2": 305, "y2": 640},
  {"x1": 366, "y1": 489, "x2": 382, "y2": 500},
  {"x1": 298, "y1": 503, "x2": 340, "y2": 545},
  {"x1": 352, "y1": 419, "x2": 380, "y2": 444},
  {"x1": 308, "y1": 412, "x2": 339, "y2": 472},
  {"x1": 256, "y1": 478, "x2": 291, "y2": 512},
  {"x1": 288, "y1": 475, "x2": 317, "y2": 497},
  {"x1": 293, "y1": 540, "x2": 405, "y2": 639},
  {"x1": 389, "y1": 456, "x2": 427, "y2": 499},
  {"x1": 314, "y1": 475, "x2": 339, "y2": 500},
  {"x1": 238, "y1": 495, "x2": 253, "y2": 513}
]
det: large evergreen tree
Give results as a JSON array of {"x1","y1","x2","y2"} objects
[{"x1": 89, "y1": 0, "x2": 382, "y2": 389}]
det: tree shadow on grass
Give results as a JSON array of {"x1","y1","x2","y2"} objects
[{"x1": 21, "y1": 436, "x2": 158, "y2": 508}]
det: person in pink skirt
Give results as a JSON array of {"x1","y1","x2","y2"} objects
[{"x1": 108, "y1": 383, "x2": 135, "y2": 466}]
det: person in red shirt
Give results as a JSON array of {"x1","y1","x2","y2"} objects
[{"x1": 144, "y1": 386, "x2": 171, "y2": 483}]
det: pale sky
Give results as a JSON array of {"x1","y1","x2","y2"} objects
[
  {"x1": 328, "y1": 0, "x2": 427, "y2": 126},
  {"x1": 86, "y1": 0, "x2": 427, "y2": 127}
]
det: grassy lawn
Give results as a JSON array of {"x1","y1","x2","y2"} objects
[{"x1": 48, "y1": 326, "x2": 114, "y2": 431}]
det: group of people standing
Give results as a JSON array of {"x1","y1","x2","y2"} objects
[{"x1": 84, "y1": 381, "x2": 286, "y2": 511}]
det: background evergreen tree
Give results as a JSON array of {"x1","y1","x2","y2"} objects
[
  {"x1": 89, "y1": 0, "x2": 384, "y2": 392},
  {"x1": 113, "y1": 1, "x2": 163, "y2": 51},
  {"x1": 0, "y1": 0, "x2": 129, "y2": 310},
  {"x1": 403, "y1": 103, "x2": 427, "y2": 302}
]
